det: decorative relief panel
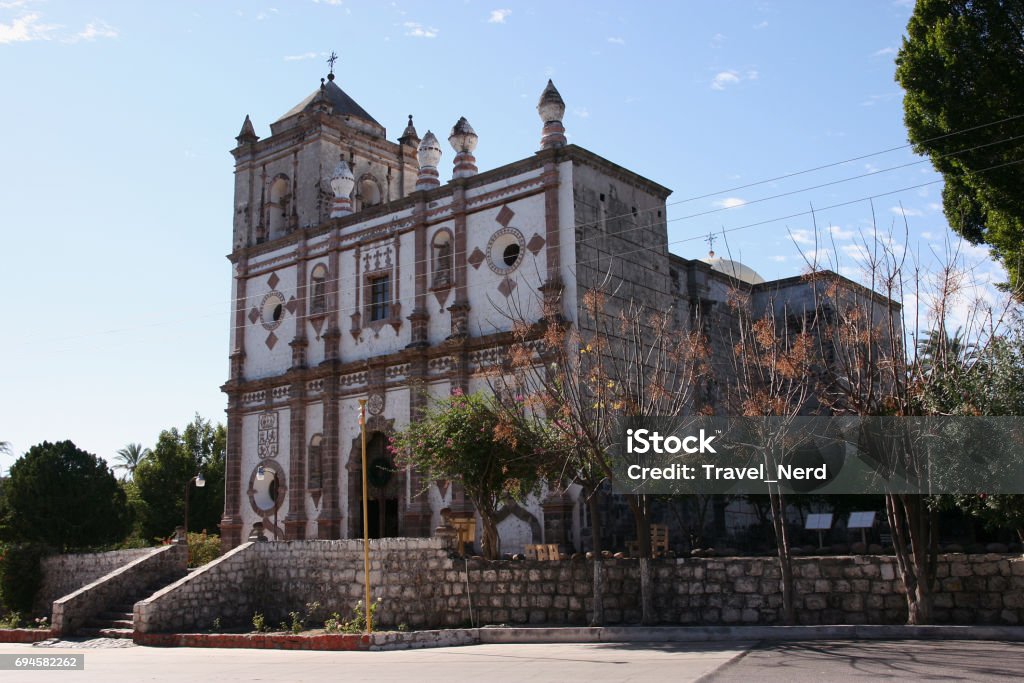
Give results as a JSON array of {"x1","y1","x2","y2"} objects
[{"x1": 257, "y1": 411, "x2": 279, "y2": 459}]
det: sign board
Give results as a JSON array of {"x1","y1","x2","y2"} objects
[
  {"x1": 805, "y1": 513, "x2": 834, "y2": 530},
  {"x1": 847, "y1": 511, "x2": 877, "y2": 529}
]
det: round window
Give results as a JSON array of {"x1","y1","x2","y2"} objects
[
  {"x1": 260, "y1": 291, "x2": 287, "y2": 330},
  {"x1": 486, "y1": 227, "x2": 525, "y2": 274}
]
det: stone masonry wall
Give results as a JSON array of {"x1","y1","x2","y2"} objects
[
  {"x1": 136, "y1": 540, "x2": 1024, "y2": 633},
  {"x1": 51, "y1": 544, "x2": 187, "y2": 635},
  {"x1": 136, "y1": 538, "x2": 465, "y2": 634},
  {"x1": 36, "y1": 547, "x2": 155, "y2": 614},
  {"x1": 466, "y1": 553, "x2": 1024, "y2": 626}
]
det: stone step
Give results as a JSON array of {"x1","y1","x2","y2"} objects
[
  {"x1": 76, "y1": 627, "x2": 134, "y2": 639},
  {"x1": 97, "y1": 611, "x2": 133, "y2": 622},
  {"x1": 88, "y1": 618, "x2": 134, "y2": 629}
]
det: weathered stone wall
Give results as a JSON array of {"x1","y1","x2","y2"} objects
[
  {"x1": 135, "y1": 540, "x2": 1024, "y2": 633},
  {"x1": 136, "y1": 538, "x2": 465, "y2": 634},
  {"x1": 36, "y1": 547, "x2": 155, "y2": 614},
  {"x1": 51, "y1": 544, "x2": 187, "y2": 635},
  {"x1": 466, "y1": 554, "x2": 1024, "y2": 626}
]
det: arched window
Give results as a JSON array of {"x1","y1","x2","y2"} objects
[
  {"x1": 307, "y1": 434, "x2": 323, "y2": 490},
  {"x1": 268, "y1": 175, "x2": 291, "y2": 239},
  {"x1": 432, "y1": 230, "x2": 452, "y2": 288},
  {"x1": 310, "y1": 264, "x2": 328, "y2": 314}
]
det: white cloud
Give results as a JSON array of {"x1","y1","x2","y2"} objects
[
  {"x1": 404, "y1": 21, "x2": 438, "y2": 38},
  {"x1": 284, "y1": 51, "x2": 319, "y2": 61},
  {"x1": 829, "y1": 225, "x2": 856, "y2": 240},
  {"x1": 753, "y1": 20, "x2": 769, "y2": 29},
  {"x1": 920, "y1": 231, "x2": 934, "y2": 240},
  {"x1": 573, "y1": 107, "x2": 590, "y2": 119},
  {"x1": 607, "y1": 36, "x2": 625, "y2": 45},
  {"x1": 0, "y1": 12, "x2": 57, "y2": 43},
  {"x1": 313, "y1": 0, "x2": 345, "y2": 5},
  {"x1": 711, "y1": 70, "x2": 741, "y2": 90},
  {"x1": 891, "y1": 206, "x2": 923, "y2": 217},
  {"x1": 746, "y1": 70, "x2": 759, "y2": 80},
  {"x1": 872, "y1": 46, "x2": 897, "y2": 57},
  {"x1": 711, "y1": 32, "x2": 726, "y2": 47},
  {"x1": 771, "y1": 254, "x2": 788, "y2": 263},
  {"x1": 927, "y1": 202, "x2": 942, "y2": 212},
  {"x1": 69, "y1": 20, "x2": 117, "y2": 42},
  {"x1": 790, "y1": 229, "x2": 816, "y2": 245},
  {"x1": 487, "y1": 9, "x2": 511, "y2": 23},
  {"x1": 713, "y1": 197, "x2": 746, "y2": 209}
]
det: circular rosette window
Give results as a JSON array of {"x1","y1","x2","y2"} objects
[
  {"x1": 260, "y1": 291, "x2": 286, "y2": 330},
  {"x1": 486, "y1": 227, "x2": 525, "y2": 275},
  {"x1": 249, "y1": 462, "x2": 284, "y2": 514}
]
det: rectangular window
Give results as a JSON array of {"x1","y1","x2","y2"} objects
[{"x1": 369, "y1": 276, "x2": 390, "y2": 322}]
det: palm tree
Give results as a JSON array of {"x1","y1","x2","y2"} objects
[{"x1": 114, "y1": 443, "x2": 150, "y2": 480}]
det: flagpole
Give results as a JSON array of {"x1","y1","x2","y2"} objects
[{"x1": 358, "y1": 398, "x2": 373, "y2": 633}]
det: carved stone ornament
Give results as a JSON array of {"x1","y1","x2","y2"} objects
[
  {"x1": 257, "y1": 411, "x2": 279, "y2": 459},
  {"x1": 367, "y1": 393, "x2": 385, "y2": 416}
]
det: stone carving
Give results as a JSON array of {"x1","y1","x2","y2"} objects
[{"x1": 257, "y1": 411, "x2": 279, "y2": 459}]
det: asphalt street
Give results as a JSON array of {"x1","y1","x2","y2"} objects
[{"x1": 2, "y1": 639, "x2": 1024, "y2": 682}]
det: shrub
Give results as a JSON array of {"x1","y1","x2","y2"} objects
[
  {"x1": 188, "y1": 532, "x2": 221, "y2": 568},
  {"x1": 0, "y1": 543, "x2": 50, "y2": 615}
]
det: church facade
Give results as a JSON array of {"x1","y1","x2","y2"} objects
[{"x1": 219, "y1": 71, "x2": 841, "y2": 553}]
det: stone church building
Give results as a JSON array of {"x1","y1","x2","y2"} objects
[{"x1": 219, "y1": 70, "x2": 841, "y2": 553}]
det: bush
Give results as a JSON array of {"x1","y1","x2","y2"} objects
[
  {"x1": 0, "y1": 543, "x2": 50, "y2": 615},
  {"x1": 188, "y1": 532, "x2": 221, "y2": 568}
]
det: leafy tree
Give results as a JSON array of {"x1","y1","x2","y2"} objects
[
  {"x1": 0, "y1": 441, "x2": 130, "y2": 551},
  {"x1": 896, "y1": 0, "x2": 1024, "y2": 292},
  {"x1": 113, "y1": 443, "x2": 150, "y2": 481},
  {"x1": 391, "y1": 392, "x2": 545, "y2": 560},
  {"x1": 133, "y1": 416, "x2": 225, "y2": 540}
]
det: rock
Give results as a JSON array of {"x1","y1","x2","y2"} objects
[
  {"x1": 791, "y1": 547, "x2": 805, "y2": 556},
  {"x1": 691, "y1": 548, "x2": 704, "y2": 557},
  {"x1": 966, "y1": 543, "x2": 987, "y2": 554},
  {"x1": 612, "y1": 552, "x2": 625, "y2": 559},
  {"x1": 851, "y1": 542, "x2": 867, "y2": 554},
  {"x1": 703, "y1": 548, "x2": 718, "y2": 558},
  {"x1": 943, "y1": 544, "x2": 965, "y2": 553},
  {"x1": 831, "y1": 544, "x2": 850, "y2": 555},
  {"x1": 868, "y1": 544, "x2": 884, "y2": 554},
  {"x1": 585, "y1": 551, "x2": 594, "y2": 560},
  {"x1": 986, "y1": 542, "x2": 1010, "y2": 554}
]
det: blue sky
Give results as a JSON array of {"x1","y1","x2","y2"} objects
[{"x1": 0, "y1": 1, "x2": 1006, "y2": 473}]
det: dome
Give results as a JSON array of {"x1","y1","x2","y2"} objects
[{"x1": 702, "y1": 256, "x2": 765, "y2": 285}]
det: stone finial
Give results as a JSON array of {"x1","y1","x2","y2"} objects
[
  {"x1": 329, "y1": 159, "x2": 355, "y2": 217},
  {"x1": 236, "y1": 114, "x2": 259, "y2": 145},
  {"x1": 448, "y1": 117, "x2": 478, "y2": 179},
  {"x1": 399, "y1": 114, "x2": 420, "y2": 147},
  {"x1": 416, "y1": 131, "x2": 442, "y2": 191},
  {"x1": 537, "y1": 80, "x2": 567, "y2": 150}
]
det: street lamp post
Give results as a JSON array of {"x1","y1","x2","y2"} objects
[{"x1": 183, "y1": 473, "x2": 206, "y2": 562}]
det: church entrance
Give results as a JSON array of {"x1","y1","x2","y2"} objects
[{"x1": 349, "y1": 431, "x2": 401, "y2": 538}]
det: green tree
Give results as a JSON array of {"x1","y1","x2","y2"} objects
[
  {"x1": 391, "y1": 392, "x2": 545, "y2": 560},
  {"x1": 113, "y1": 443, "x2": 150, "y2": 481},
  {"x1": 896, "y1": 0, "x2": 1024, "y2": 292},
  {"x1": 0, "y1": 441, "x2": 130, "y2": 551},
  {"x1": 133, "y1": 416, "x2": 225, "y2": 540}
]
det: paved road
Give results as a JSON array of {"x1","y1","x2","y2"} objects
[
  {"x1": 699, "y1": 640, "x2": 1024, "y2": 682},
  {"x1": 4, "y1": 639, "x2": 1024, "y2": 682},
  {"x1": 0, "y1": 641, "x2": 749, "y2": 682}
]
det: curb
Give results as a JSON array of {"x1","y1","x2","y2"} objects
[
  {"x1": 132, "y1": 628, "x2": 478, "y2": 651},
  {"x1": 478, "y1": 625, "x2": 1024, "y2": 643},
  {"x1": 0, "y1": 628, "x2": 54, "y2": 644}
]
